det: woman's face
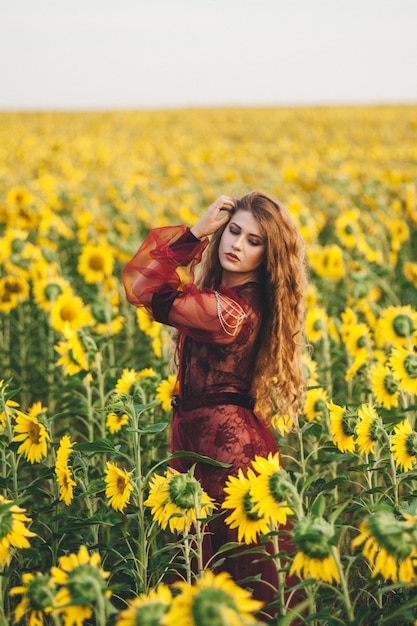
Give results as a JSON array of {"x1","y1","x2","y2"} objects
[{"x1": 218, "y1": 209, "x2": 265, "y2": 286}]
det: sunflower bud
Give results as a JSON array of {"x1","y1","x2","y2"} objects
[
  {"x1": 404, "y1": 354, "x2": 417, "y2": 379},
  {"x1": 26, "y1": 573, "x2": 54, "y2": 611},
  {"x1": 191, "y1": 588, "x2": 237, "y2": 626},
  {"x1": 293, "y1": 516, "x2": 335, "y2": 559},
  {"x1": 168, "y1": 472, "x2": 202, "y2": 510},
  {"x1": 67, "y1": 565, "x2": 108, "y2": 606},
  {"x1": 393, "y1": 314, "x2": 415, "y2": 338},
  {"x1": 368, "y1": 511, "x2": 414, "y2": 559}
]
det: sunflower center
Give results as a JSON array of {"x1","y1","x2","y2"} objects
[
  {"x1": 67, "y1": 564, "x2": 106, "y2": 605},
  {"x1": 357, "y1": 336, "x2": 367, "y2": 348},
  {"x1": 242, "y1": 490, "x2": 264, "y2": 522},
  {"x1": 404, "y1": 354, "x2": 417, "y2": 379},
  {"x1": 344, "y1": 224, "x2": 354, "y2": 235},
  {"x1": 405, "y1": 433, "x2": 417, "y2": 458},
  {"x1": 117, "y1": 476, "x2": 127, "y2": 494},
  {"x1": 393, "y1": 314, "x2": 415, "y2": 338},
  {"x1": 28, "y1": 421, "x2": 42, "y2": 444},
  {"x1": 313, "y1": 319, "x2": 324, "y2": 331},
  {"x1": 135, "y1": 602, "x2": 168, "y2": 626},
  {"x1": 314, "y1": 399, "x2": 327, "y2": 414},
  {"x1": 60, "y1": 304, "x2": 78, "y2": 322},
  {"x1": 4, "y1": 279, "x2": 25, "y2": 295},
  {"x1": 12, "y1": 239, "x2": 25, "y2": 254},
  {"x1": 191, "y1": 587, "x2": 236, "y2": 626},
  {"x1": 26, "y1": 574, "x2": 53, "y2": 611},
  {"x1": 168, "y1": 473, "x2": 202, "y2": 510},
  {"x1": 89, "y1": 254, "x2": 105, "y2": 271},
  {"x1": 383, "y1": 373, "x2": 400, "y2": 395}
]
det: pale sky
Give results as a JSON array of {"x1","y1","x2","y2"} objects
[{"x1": 1, "y1": 0, "x2": 417, "y2": 110}]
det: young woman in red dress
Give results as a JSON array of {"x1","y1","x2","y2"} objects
[{"x1": 122, "y1": 191, "x2": 307, "y2": 616}]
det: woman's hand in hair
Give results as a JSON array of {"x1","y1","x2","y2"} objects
[{"x1": 191, "y1": 195, "x2": 236, "y2": 239}]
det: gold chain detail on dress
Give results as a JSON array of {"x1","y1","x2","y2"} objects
[{"x1": 214, "y1": 291, "x2": 247, "y2": 336}]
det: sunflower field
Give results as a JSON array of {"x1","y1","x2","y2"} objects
[{"x1": 1, "y1": 105, "x2": 417, "y2": 625}]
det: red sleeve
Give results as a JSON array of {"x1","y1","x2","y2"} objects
[{"x1": 122, "y1": 225, "x2": 252, "y2": 345}]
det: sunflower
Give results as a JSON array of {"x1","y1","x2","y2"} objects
[
  {"x1": 0, "y1": 392, "x2": 19, "y2": 433},
  {"x1": 0, "y1": 494, "x2": 36, "y2": 567},
  {"x1": 356, "y1": 403, "x2": 381, "y2": 455},
  {"x1": 403, "y1": 261, "x2": 417, "y2": 289},
  {"x1": 271, "y1": 413, "x2": 294, "y2": 436},
  {"x1": 55, "y1": 435, "x2": 77, "y2": 505},
  {"x1": 9, "y1": 572, "x2": 54, "y2": 626},
  {"x1": 351, "y1": 510, "x2": 417, "y2": 583},
  {"x1": 115, "y1": 368, "x2": 139, "y2": 395},
  {"x1": 106, "y1": 411, "x2": 129, "y2": 434},
  {"x1": 327, "y1": 402, "x2": 356, "y2": 453},
  {"x1": 55, "y1": 329, "x2": 89, "y2": 376},
  {"x1": 94, "y1": 314, "x2": 125, "y2": 336},
  {"x1": 156, "y1": 375, "x2": 179, "y2": 411},
  {"x1": 7, "y1": 187, "x2": 33, "y2": 206},
  {"x1": 345, "y1": 323, "x2": 372, "y2": 360},
  {"x1": 0, "y1": 275, "x2": 30, "y2": 312},
  {"x1": 77, "y1": 242, "x2": 114, "y2": 284},
  {"x1": 391, "y1": 419, "x2": 417, "y2": 472},
  {"x1": 136, "y1": 309, "x2": 164, "y2": 358},
  {"x1": 164, "y1": 570, "x2": 263, "y2": 626},
  {"x1": 304, "y1": 388, "x2": 329, "y2": 422},
  {"x1": 305, "y1": 307, "x2": 329, "y2": 344},
  {"x1": 389, "y1": 218, "x2": 410, "y2": 252},
  {"x1": 290, "y1": 550, "x2": 340, "y2": 585},
  {"x1": 32, "y1": 276, "x2": 72, "y2": 312},
  {"x1": 345, "y1": 351, "x2": 369, "y2": 381},
  {"x1": 368, "y1": 362, "x2": 400, "y2": 410},
  {"x1": 335, "y1": 208, "x2": 362, "y2": 249},
  {"x1": 316, "y1": 244, "x2": 345, "y2": 281},
  {"x1": 222, "y1": 468, "x2": 270, "y2": 544},
  {"x1": 105, "y1": 462, "x2": 133, "y2": 512},
  {"x1": 50, "y1": 293, "x2": 94, "y2": 334},
  {"x1": 250, "y1": 453, "x2": 294, "y2": 527},
  {"x1": 376, "y1": 305, "x2": 417, "y2": 349},
  {"x1": 340, "y1": 306, "x2": 358, "y2": 344},
  {"x1": 302, "y1": 353, "x2": 319, "y2": 387},
  {"x1": 145, "y1": 467, "x2": 215, "y2": 534},
  {"x1": 12, "y1": 409, "x2": 51, "y2": 464},
  {"x1": 289, "y1": 516, "x2": 340, "y2": 584},
  {"x1": 50, "y1": 545, "x2": 110, "y2": 625},
  {"x1": 389, "y1": 346, "x2": 417, "y2": 394},
  {"x1": 115, "y1": 584, "x2": 172, "y2": 626}
]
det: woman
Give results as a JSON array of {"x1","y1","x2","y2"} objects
[{"x1": 122, "y1": 191, "x2": 307, "y2": 611}]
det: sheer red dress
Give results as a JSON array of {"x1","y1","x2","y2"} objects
[{"x1": 122, "y1": 225, "x2": 289, "y2": 611}]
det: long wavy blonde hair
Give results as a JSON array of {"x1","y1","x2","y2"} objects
[{"x1": 197, "y1": 191, "x2": 308, "y2": 425}]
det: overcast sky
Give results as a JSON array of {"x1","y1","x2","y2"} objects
[{"x1": 1, "y1": 0, "x2": 416, "y2": 110}]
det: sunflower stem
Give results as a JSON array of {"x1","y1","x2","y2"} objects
[
  {"x1": 130, "y1": 398, "x2": 148, "y2": 593},
  {"x1": 331, "y1": 545, "x2": 355, "y2": 622},
  {"x1": 182, "y1": 526, "x2": 192, "y2": 585},
  {"x1": 193, "y1": 492, "x2": 204, "y2": 578},
  {"x1": 271, "y1": 524, "x2": 287, "y2": 615}
]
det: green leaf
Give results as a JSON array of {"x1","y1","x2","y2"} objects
[
  {"x1": 311, "y1": 494, "x2": 326, "y2": 517},
  {"x1": 169, "y1": 450, "x2": 231, "y2": 468},
  {"x1": 128, "y1": 422, "x2": 168, "y2": 435},
  {"x1": 74, "y1": 438, "x2": 116, "y2": 453}
]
